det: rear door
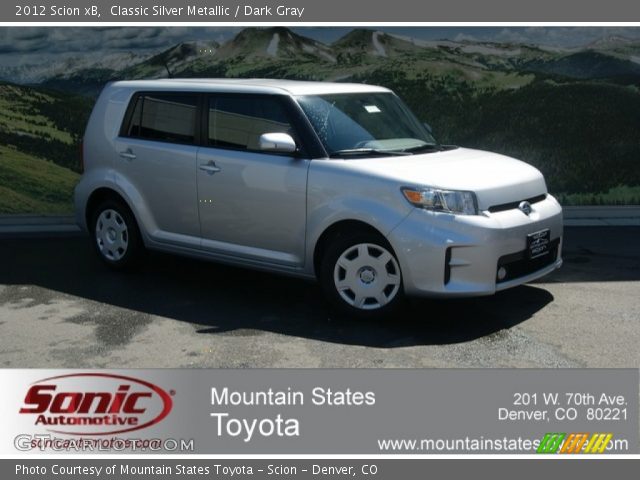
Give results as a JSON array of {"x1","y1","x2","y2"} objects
[
  {"x1": 116, "y1": 92, "x2": 200, "y2": 246},
  {"x1": 196, "y1": 94, "x2": 309, "y2": 266}
]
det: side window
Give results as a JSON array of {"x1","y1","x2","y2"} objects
[
  {"x1": 208, "y1": 96, "x2": 295, "y2": 151},
  {"x1": 127, "y1": 96, "x2": 143, "y2": 137},
  {"x1": 124, "y1": 93, "x2": 198, "y2": 144}
]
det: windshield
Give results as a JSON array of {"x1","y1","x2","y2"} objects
[{"x1": 296, "y1": 92, "x2": 438, "y2": 157}]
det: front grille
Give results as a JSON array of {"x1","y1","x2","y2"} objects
[
  {"x1": 488, "y1": 194, "x2": 547, "y2": 213},
  {"x1": 496, "y1": 238, "x2": 560, "y2": 283}
]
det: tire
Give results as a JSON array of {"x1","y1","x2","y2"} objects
[
  {"x1": 320, "y1": 231, "x2": 404, "y2": 319},
  {"x1": 90, "y1": 198, "x2": 144, "y2": 270}
]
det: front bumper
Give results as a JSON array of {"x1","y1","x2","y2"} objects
[{"x1": 388, "y1": 194, "x2": 563, "y2": 297}]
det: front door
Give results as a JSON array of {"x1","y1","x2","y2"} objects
[{"x1": 196, "y1": 94, "x2": 309, "y2": 266}]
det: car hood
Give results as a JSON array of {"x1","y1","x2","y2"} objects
[{"x1": 339, "y1": 147, "x2": 547, "y2": 211}]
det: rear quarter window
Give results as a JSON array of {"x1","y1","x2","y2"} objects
[{"x1": 123, "y1": 93, "x2": 198, "y2": 144}]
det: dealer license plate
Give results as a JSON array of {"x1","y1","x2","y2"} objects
[{"x1": 527, "y1": 229, "x2": 551, "y2": 259}]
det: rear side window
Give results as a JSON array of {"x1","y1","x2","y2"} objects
[
  {"x1": 125, "y1": 93, "x2": 198, "y2": 144},
  {"x1": 208, "y1": 96, "x2": 295, "y2": 151}
]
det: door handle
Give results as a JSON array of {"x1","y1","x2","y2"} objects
[
  {"x1": 199, "y1": 162, "x2": 221, "y2": 175},
  {"x1": 119, "y1": 150, "x2": 136, "y2": 160}
]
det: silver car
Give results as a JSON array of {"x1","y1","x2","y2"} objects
[{"x1": 75, "y1": 79, "x2": 563, "y2": 318}]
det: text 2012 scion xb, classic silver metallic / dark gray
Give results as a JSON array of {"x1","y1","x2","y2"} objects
[{"x1": 75, "y1": 79, "x2": 563, "y2": 318}]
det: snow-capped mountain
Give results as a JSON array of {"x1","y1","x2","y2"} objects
[{"x1": 2, "y1": 27, "x2": 639, "y2": 90}]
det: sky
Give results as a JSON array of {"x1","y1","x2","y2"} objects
[{"x1": 1, "y1": 26, "x2": 640, "y2": 66}]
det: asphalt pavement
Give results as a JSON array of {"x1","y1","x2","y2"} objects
[{"x1": 0, "y1": 227, "x2": 638, "y2": 368}]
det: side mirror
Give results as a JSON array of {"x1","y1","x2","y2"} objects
[
  {"x1": 258, "y1": 133, "x2": 297, "y2": 153},
  {"x1": 422, "y1": 122, "x2": 433, "y2": 134}
]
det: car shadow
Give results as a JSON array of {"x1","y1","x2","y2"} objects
[{"x1": 0, "y1": 235, "x2": 556, "y2": 348}]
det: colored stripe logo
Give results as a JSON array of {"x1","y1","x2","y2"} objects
[
  {"x1": 583, "y1": 433, "x2": 613, "y2": 453},
  {"x1": 537, "y1": 433, "x2": 612, "y2": 454},
  {"x1": 537, "y1": 433, "x2": 566, "y2": 453}
]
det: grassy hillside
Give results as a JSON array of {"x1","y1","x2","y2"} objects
[
  {"x1": 0, "y1": 82, "x2": 88, "y2": 214},
  {"x1": 0, "y1": 145, "x2": 79, "y2": 214},
  {"x1": 0, "y1": 82, "x2": 91, "y2": 172}
]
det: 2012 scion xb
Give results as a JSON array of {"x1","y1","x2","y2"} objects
[{"x1": 75, "y1": 79, "x2": 563, "y2": 317}]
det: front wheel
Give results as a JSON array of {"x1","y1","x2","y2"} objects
[{"x1": 320, "y1": 232, "x2": 404, "y2": 319}]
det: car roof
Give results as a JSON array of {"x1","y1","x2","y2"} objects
[{"x1": 109, "y1": 78, "x2": 391, "y2": 96}]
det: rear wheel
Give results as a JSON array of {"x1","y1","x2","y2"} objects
[
  {"x1": 320, "y1": 232, "x2": 404, "y2": 318},
  {"x1": 90, "y1": 199, "x2": 143, "y2": 270}
]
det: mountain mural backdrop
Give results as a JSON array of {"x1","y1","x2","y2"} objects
[{"x1": 1, "y1": 27, "x2": 640, "y2": 213}]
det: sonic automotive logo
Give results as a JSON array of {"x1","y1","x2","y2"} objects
[{"x1": 18, "y1": 373, "x2": 173, "y2": 435}]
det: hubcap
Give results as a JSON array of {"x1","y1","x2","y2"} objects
[
  {"x1": 95, "y1": 209, "x2": 128, "y2": 261},
  {"x1": 333, "y1": 243, "x2": 401, "y2": 310}
]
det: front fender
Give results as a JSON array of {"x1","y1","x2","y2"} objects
[{"x1": 304, "y1": 195, "x2": 412, "y2": 274}]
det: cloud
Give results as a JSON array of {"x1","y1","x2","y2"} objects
[
  {"x1": 0, "y1": 27, "x2": 241, "y2": 57},
  {"x1": 453, "y1": 33, "x2": 479, "y2": 42},
  {"x1": 391, "y1": 27, "x2": 640, "y2": 47},
  {"x1": 490, "y1": 27, "x2": 640, "y2": 46}
]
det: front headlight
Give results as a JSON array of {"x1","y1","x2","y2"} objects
[{"x1": 402, "y1": 186, "x2": 478, "y2": 215}]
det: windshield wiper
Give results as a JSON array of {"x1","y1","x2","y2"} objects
[
  {"x1": 329, "y1": 148, "x2": 412, "y2": 157},
  {"x1": 400, "y1": 143, "x2": 443, "y2": 153}
]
